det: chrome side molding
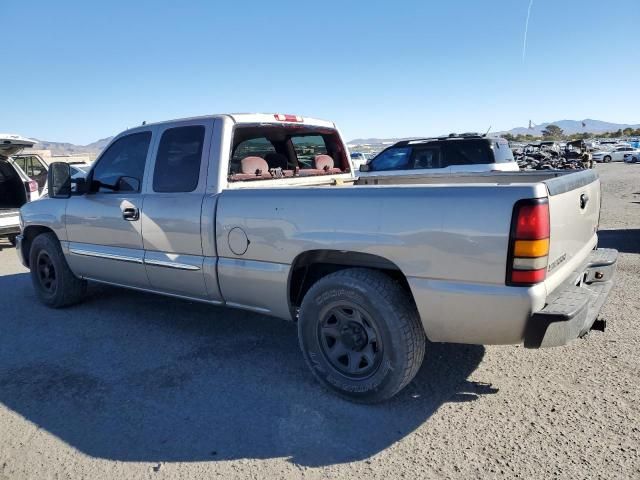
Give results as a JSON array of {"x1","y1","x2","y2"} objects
[
  {"x1": 144, "y1": 258, "x2": 201, "y2": 271},
  {"x1": 69, "y1": 247, "x2": 143, "y2": 264}
]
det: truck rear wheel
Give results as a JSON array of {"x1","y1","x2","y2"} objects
[
  {"x1": 29, "y1": 232, "x2": 87, "y2": 308},
  {"x1": 297, "y1": 268, "x2": 426, "y2": 403}
]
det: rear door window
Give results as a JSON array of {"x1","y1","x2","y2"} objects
[
  {"x1": 153, "y1": 126, "x2": 205, "y2": 193},
  {"x1": 411, "y1": 147, "x2": 442, "y2": 169},
  {"x1": 369, "y1": 147, "x2": 411, "y2": 171},
  {"x1": 13, "y1": 156, "x2": 27, "y2": 174}
]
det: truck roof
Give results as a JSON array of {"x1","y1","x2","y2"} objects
[{"x1": 133, "y1": 113, "x2": 336, "y2": 130}]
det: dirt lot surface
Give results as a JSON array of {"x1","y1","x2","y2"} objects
[{"x1": 0, "y1": 163, "x2": 638, "y2": 479}]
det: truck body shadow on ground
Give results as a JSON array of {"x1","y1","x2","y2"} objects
[
  {"x1": 0, "y1": 272, "x2": 493, "y2": 467},
  {"x1": 597, "y1": 228, "x2": 640, "y2": 254}
]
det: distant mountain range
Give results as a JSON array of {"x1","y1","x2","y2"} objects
[
  {"x1": 503, "y1": 119, "x2": 640, "y2": 136},
  {"x1": 32, "y1": 137, "x2": 113, "y2": 156},
  {"x1": 348, "y1": 119, "x2": 640, "y2": 145}
]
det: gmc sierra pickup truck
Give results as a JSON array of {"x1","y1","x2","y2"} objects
[{"x1": 17, "y1": 114, "x2": 617, "y2": 402}]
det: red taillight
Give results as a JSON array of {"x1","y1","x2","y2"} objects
[
  {"x1": 27, "y1": 180, "x2": 38, "y2": 192},
  {"x1": 511, "y1": 269, "x2": 547, "y2": 284},
  {"x1": 515, "y1": 203, "x2": 550, "y2": 239},
  {"x1": 274, "y1": 114, "x2": 303, "y2": 122},
  {"x1": 507, "y1": 199, "x2": 550, "y2": 286}
]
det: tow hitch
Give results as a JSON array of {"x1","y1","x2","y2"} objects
[{"x1": 591, "y1": 318, "x2": 607, "y2": 332}]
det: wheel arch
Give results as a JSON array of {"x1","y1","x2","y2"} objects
[
  {"x1": 288, "y1": 249, "x2": 415, "y2": 315},
  {"x1": 21, "y1": 225, "x2": 57, "y2": 268}
]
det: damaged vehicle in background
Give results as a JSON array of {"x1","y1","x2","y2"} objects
[{"x1": 0, "y1": 134, "x2": 40, "y2": 246}]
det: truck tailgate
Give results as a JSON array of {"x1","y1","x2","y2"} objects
[{"x1": 544, "y1": 170, "x2": 600, "y2": 293}]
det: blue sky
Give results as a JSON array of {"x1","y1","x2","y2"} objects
[{"x1": 2, "y1": 0, "x2": 639, "y2": 144}]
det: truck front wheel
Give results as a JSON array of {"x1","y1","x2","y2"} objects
[
  {"x1": 29, "y1": 232, "x2": 87, "y2": 308},
  {"x1": 297, "y1": 268, "x2": 426, "y2": 403}
]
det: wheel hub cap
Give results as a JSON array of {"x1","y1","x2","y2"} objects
[
  {"x1": 340, "y1": 322, "x2": 368, "y2": 351},
  {"x1": 317, "y1": 304, "x2": 383, "y2": 378}
]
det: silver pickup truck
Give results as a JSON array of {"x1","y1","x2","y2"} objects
[{"x1": 17, "y1": 113, "x2": 618, "y2": 402}]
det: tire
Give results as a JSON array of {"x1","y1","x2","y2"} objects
[
  {"x1": 298, "y1": 268, "x2": 426, "y2": 403},
  {"x1": 7, "y1": 234, "x2": 17, "y2": 246},
  {"x1": 29, "y1": 232, "x2": 87, "y2": 308},
  {"x1": 604, "y1": 155, "x2": 612, "y2": 163}
]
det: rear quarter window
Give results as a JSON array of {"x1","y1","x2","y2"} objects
[
  {"x1": 492, "y1": 140, "x2": 515, "y2": 163},
  {"x1": 443, "y1": 140, "x2": 492, "y2": 166}
]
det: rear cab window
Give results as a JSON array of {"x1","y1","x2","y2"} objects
[{"x1": 229, "y1": 125, "x2": 349, "y2": 181}]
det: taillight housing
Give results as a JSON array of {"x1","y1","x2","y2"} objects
[
  {"x1": 26, "y1": 180, "x2": 38, "y2": 193},
  {"x1": 506, "y1": 198, "x2": 550, "y2": 286},
  {"x1": 274, "y1": 114, "x2": 303, "y2": 122}
]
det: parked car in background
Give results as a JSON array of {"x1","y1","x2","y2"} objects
[
  {"x1": 69, "y1": 162, "x2": 93, "y2": 178},
  {"x1": 0, "y1": 134, "x2": 39, "y2": 245},
  {"x1": 593, "y1": 146, "x2": 639, "y2": 163},
  {"x1": 360, "y1": 134, "x2": 519, "y2": 177},
  {"x1": 349, "y1": 151, "x2": 368, "y2": 171},
  {"x1": 11, "y1": 153, "x2": 49, "y2": 194},
  {"x1": 623, "y1": 152, "x2": 640, "y2": 163},
  {"x1": 17, "y1": 113, "x2": 617, "y2": 402}
]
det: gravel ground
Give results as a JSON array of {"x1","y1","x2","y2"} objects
[{"x1": 0, "y1": 163, "x2": 638, "y2": 480}]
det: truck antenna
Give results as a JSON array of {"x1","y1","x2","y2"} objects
[{"x1": 484, "y1": 125, "x2": 492, "y2": 137}]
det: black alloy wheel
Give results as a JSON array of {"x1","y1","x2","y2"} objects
[
  {"x1": 36, "y1": 251, "x2": 57, "y2": 294},
  {"x1": 317, "y1": 303, "x2": 383, "y2": 379}
]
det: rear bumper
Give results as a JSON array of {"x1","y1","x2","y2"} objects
[{"x1": 524, "y1": 248, "x2": 618, "y2": 348}]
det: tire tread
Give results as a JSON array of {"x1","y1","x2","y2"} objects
[{"x1": 299, "y1": 268, "x2": 426, "y2": 402}]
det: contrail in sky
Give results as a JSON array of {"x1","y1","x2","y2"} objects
[{"x1": 522, "y1": 0, "x2": 534, "y2": 62}]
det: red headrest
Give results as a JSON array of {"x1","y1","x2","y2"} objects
[
  {"x1": 314, "y1": 154, "x2": 334, "y2": 171},
  {"x1": 241, "y1": 156, "x2": 269, "y2": 175}
]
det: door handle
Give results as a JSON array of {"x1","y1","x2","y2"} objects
[{"x1": 122, "y1": 207, "x2": 140, "y2": 221}]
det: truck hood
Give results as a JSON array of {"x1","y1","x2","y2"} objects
[{"x1": 0, "y1": 133, "x2": 36, "y2": 160}]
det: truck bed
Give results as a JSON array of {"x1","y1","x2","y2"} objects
[{"x1": 355, "y1": 169, "x2": 590, "y2": 187}]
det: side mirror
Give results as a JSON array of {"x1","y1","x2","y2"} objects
[
  {"x1": 48, "y1": 162, "x2": 71, "y2": 199},
  {"x1": 359, "y1": 164, "x2": 370, "y2": 172}
]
